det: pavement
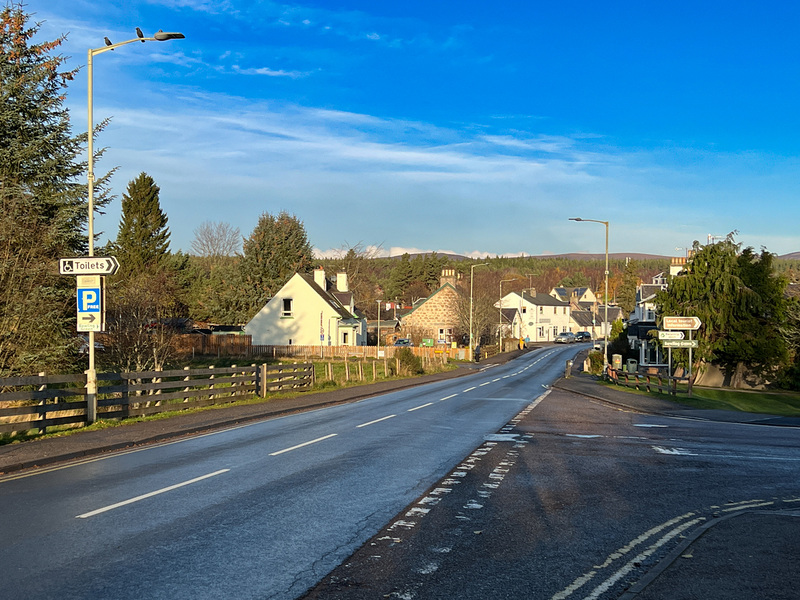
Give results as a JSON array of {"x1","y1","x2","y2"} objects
[{"x1": 2, "y1": 345, "x2": 799, "y2": 599}]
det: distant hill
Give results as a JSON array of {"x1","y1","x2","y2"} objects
[{"x1": 388, "y1": 252, "x2": 671, "y2": 261}]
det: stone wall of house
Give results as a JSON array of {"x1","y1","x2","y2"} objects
[{"x1": 401, "y1": 285, "x2": 460, "y2": 340}]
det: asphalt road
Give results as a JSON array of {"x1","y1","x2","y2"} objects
[
  {"x1": 301, "y1": 380, "x2": 800, "y2": 600},
  {"x1": 0, "y1": 345, "x2": 581, "y2": 600}
]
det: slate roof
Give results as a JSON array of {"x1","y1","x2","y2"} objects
[
  {"x1": 520, "y1": 290, "x2": 569, "y2": 307},
  {"x1": 298, "y1": 274, "x2": 359, "y2": 321}
]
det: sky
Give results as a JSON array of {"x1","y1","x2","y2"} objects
[{"x1": 29, "y1": 0, "x2": 800, "y2": 259}]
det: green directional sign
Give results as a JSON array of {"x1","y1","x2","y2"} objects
[{"x1": 662, "y1": 339, "x2": 698, "y2": 349}]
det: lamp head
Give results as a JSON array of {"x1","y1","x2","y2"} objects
[{"x1": 154, "y1": 30, "x2": 186, "y2": 41}]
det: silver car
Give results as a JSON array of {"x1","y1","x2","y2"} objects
[{"x1": 555, "y1": 332, "x2": 576, "y2": 344}]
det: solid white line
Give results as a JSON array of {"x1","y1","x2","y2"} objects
[
  {"x1": 440, "y1": 394, "x2": 458, "y2": 401},
  {"x1": 408, "y1": 403, "x2": 434, "y2": 412},
  {"x1": 76, "y1": 469, "x2": 229, "y2": 519},
  {"x1": 357, "y1": 415, "x2": 396, "y2": 428},
  {"x1": 270, "y1": 433, "x2": 338, "y2": 456}
]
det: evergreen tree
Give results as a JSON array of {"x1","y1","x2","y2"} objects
[
  {"x1": 240, "y1": 211, "x2": 314, "y2": 315},
  {"x1": 656, "y1": 235, "x2": 789, "y2": 385},
  {"x1": 0, "y1": 5, "x2": 110, "y2": 374},
  {"x1": 617, "y1": 260, "x2": 640, "y2": 318},
  {"x1": 112, "y1": 172, "x2": 170, "y2": 278}
]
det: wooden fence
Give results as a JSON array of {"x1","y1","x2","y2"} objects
[
  {"x1": 608, "y1": 368, "x2": 691, "y2": 396},
  {"x1": 178, "y1": 334, "x2": 468, "y2": 361},
  {"x1": 0, "y1": 363, "x2": 312, "y2": 436}
]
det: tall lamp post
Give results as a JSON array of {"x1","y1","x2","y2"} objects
[
  {"x1": 85, "y1": 29, "x2": 185, "y2": 422},
  {"x1": 569, "y1": 217, "x2": 609, "y2": 375},
  {"x1": 469, "y1": 263, "x2": 488, "y2": 361}
]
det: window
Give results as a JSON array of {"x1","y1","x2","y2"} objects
[{"x1": 281, "y1": 298, "x2": 293, "y2": 317}]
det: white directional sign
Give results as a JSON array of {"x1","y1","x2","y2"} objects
[
  {"x1": 658, "y1": 331, "x2": 685, "y2": 340},
  {"x1": 60, "y1": 256, "x2": 119, "y2": 276},
  {"x1": 76, "y1": 275, "x2": 104, "y2": 332},
  {"x1": 663, "y1": 316, "x2": 702, "y2": 330},
  {"x1": 662, "y1": 339, "x2": 699, "y2": 349}
]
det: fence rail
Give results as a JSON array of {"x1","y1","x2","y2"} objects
[{"x1": 0, "y1": 363, "x2": 312, "y2": 436}]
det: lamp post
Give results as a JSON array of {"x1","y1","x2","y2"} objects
[
  {"x1": 376, "y1": 299, "x2": 382, "y2": 357},
  {"x1": 569, "y1": 217, "x2": 610, "y2": 375},
  {"x1": 469, "y1": 263, "x2": 488, "y2": 361},
  {"x1": 85, "y1": 29, "x2": 184, "y2": 422}
]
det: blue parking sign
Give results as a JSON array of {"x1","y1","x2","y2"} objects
[{"x1": 78, "y1": 288, "x2": 101, "y2": 312}]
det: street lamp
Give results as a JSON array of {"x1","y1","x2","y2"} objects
[
  {"x1": 570, "y1": 217, "x2": 610, "y2": 375},
  {"x1": 469, "y1": 263, "x2": 488, "y2": 361},
  {"x1": 85, "y1": 29, "x2": 185, "y2": 422}
]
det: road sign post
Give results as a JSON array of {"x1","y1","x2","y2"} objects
[{"x1": 661, "y1": 317, "x2": 702, "y2": 379}]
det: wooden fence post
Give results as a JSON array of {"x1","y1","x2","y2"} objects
[{"x1": 260, "y1": 364, "x2": 268, "y2": 397}]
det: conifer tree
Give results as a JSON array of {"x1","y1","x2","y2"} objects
[
  {"x1": 240, "y1": 211, "x2": 314, "y2": 316},
  {"x1": 112, "y1": 172, "x2": 170, "y2": 278},
  {"x1": 656, "y1": 235, "x2": 789, "y2": 385},
  {"x1": 0, "y1": 5, "x2": 110, "y2": 374}
]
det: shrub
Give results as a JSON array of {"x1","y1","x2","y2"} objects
[{"x1": 394, "y1": 348, "x2": 424, "y2": 376}]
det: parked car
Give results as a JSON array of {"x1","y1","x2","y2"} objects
[
  {"x1": 555, "y1": 332, "x2": 576, "y2": 344},
  {"x1": 576, "y1": 331, "x2": 592, "y2": 342},
  {"x1": 393, "y1": 338, "x2": 413, "y2": 346}
]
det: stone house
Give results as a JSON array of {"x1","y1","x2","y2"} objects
[{"x1": 399, "y1": 269, "x2": 461, "y2": 344}]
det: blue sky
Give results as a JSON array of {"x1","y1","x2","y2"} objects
[{"x1": 32, "y1": 0, "x2": 800, "y2": 258}]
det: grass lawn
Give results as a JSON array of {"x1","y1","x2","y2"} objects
[
  {"x1": 679, "y1": 387, "x2": 800, "y2": 417},
  {"x1": 603, "y1": 378, "x2": 800, "y2": 417}
]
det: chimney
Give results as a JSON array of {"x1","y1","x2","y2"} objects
[
  {"x1": 313, "y1": 267, "x2": 326, "y2": 289},
  {"x1": 440, "y1": 269, "x2": 457, "y2": 288},
  {"x1": 336, "y1": 272, "x2": 348, "y2": 292}
]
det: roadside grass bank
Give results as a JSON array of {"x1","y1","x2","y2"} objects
[{"x1": 598, "y1": 377, "x2": 800, "y2": 417}]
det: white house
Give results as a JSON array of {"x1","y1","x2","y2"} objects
[
  {"x1": 245, "y1": 268, "x2": 367, "y2": 346},
  {"x1": 497, "y1": 289, "x2": 571, "y2": 342},
  {"x1": 626, "y1": 273, "x2": 669, "y2": 367}
]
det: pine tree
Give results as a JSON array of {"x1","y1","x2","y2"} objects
[
  {"x1": 112, "y1": 172, "x2": 170, "y2": 278},
  {"x1": 240, "y1": 211, "x2": 314, "y2": 316},
  {"x1": 0, "y1": 5, "x2": 110, "y2": 374}
]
